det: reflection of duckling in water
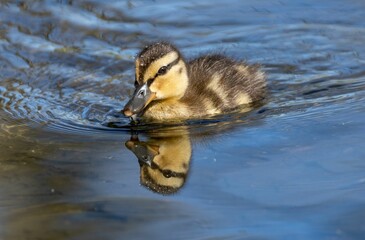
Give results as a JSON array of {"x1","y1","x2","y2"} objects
[
  {"x1": 123, "y1": 42, "x2": 266, "y2": 121},
  {"x1": 125, "y1": 133, "x2": 191, "y2": 195}
]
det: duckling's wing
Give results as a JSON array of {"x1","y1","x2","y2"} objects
[{"x1": 185, "y1": 55, "x2": 266, "y2": 112}]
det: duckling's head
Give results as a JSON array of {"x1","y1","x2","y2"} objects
[{"x1": 123, "y1": 42, "x2": 189, "y2": 118}]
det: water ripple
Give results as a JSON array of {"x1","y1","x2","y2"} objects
[
  {"x1": 0, "y1": 1, "x2": 365, "y2": 137},
  {"x1": 0, "y1": 78, "x2": 129, "y2": 134}
]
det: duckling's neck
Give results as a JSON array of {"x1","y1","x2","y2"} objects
[{"x1": 143, "y1": 98, "x2": 190, "y2": 121}]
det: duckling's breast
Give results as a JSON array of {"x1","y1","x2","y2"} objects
[{"x1": 143, "y1": 99, "x2": 193, "y2": 121}]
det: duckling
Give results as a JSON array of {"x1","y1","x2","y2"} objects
[
  {"x1": 125, "y1": 132, "x2": 191, "y2": 195},
  {"x1": 123, "y1": 42, "x2": 266, "y2": 121}
]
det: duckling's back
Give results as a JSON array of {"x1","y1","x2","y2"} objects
[{"x1": 182, "y1": 55, "x2": 266, "y2": 116}]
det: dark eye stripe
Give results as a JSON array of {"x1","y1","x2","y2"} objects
[
  {"x1": 146, "y1": 57, "x2": 181, "y2": 87},
  {"x1": 156, "y1": 57, "x2": 180, "y2": 76}
]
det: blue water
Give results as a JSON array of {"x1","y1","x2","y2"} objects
[{"x1": 1, "y1": 0, "x2": 365, "y2": 239}]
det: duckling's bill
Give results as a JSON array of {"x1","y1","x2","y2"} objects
[{"x1": 123, "y1": 83, "x2": 156, "y2": 118}]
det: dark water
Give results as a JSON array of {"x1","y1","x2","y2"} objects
[{"x1": 1, "y1": 0, "x2": 365, "y2": 239}]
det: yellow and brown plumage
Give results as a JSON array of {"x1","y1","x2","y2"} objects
[{"x1": 123, "y1": 42, "x2": 266, "y2": 121}]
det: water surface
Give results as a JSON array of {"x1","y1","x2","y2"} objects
[{"x1": 1, "y1": 0, "x2": 365, "y2": 239}]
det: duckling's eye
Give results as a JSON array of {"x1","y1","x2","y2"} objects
[{"x1": 158, "y1": 66, "x2": 168, "y2": 75}]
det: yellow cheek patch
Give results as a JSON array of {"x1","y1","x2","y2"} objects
[
  {"x1": 143, "y1": 51, "x2": 179, "y2": 82},
  {"x1": 149, "y1": 61, "x2": 188, "y2": 100}
]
